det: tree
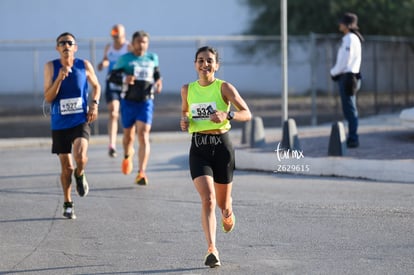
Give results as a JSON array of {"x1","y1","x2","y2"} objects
[{"x1": 239, "y1": 0, "x2": 414, "y2": 55}]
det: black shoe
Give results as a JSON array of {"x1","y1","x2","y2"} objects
[
  {"x1": 63, "y1": 202, "x2": 76, "y2": 219},
  {"x1": 108, "y1": 147, "x2": 117, "y2": 158},
  {"x1": 347, "y1": 139, "x2": 359, "y2": 148},
  {"x1": 74, "y1": 169, "x2": 89, "y2": 197},
  {"x1": 204, "y1": 250, "x2": 221, "y2": 268}
]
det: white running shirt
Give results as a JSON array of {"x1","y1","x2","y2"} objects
[{"x1": 330, "y1": 32, "x2": 361, "y2": 76}]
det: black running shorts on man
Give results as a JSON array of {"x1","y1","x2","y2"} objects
[{"x1": 52, "y1": 123, "x2": 90, "y2": 154}]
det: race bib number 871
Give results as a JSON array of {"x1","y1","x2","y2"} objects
[{"x1": 60, "y1": 97, "x2": 83, "y2": 115}]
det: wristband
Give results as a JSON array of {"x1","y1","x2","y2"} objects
[{"x1": 227, "y1": 111, "x2": 235, "y2": 120}]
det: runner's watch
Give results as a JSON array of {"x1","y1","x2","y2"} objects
[{"x1": 227, "y1": 111, "x2": 235, "y2": 120}]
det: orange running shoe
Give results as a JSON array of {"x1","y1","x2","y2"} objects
[
  {"x1": 121, "y1": 150, "x2": 134, "y2": 175},
  {"x1": 135, "y1": 171, "x2": 148, "y2": 185},
  {"x1": 222, "y1": 212, "x2": 236, "y2": 233}
]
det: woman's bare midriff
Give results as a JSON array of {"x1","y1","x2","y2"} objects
[{"x1": 198, "y1": 130, "x2": 229, "y2": 135}]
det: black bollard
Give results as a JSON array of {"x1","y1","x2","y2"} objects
[
  {"x1": 241, "y1": 116, "x2": 266, "y2": 147},
  {"x1": 250, "y1": 116, "x2": 266, "y2": 148},
  {"x1": 328, "y1": 121, "x2": 347, "y2": 156},
  {"x1": 241, "y1": 119, "x2": 252, "y2": 145},
  {"x1": 280, "y1": 118, "x2": 301, "y2": 151}
]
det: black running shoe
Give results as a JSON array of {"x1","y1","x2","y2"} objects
[
  {"x1": 108, "y1": 147, "x2": 117, "y2": 158},
  {"x1": 63, "y1": 202, "x2": 76, "y2": 219},
  {"x1": 347, "y1": 139, "x2": 359, "y2": 148},
  {"x1": 204, "y1": 250, "x2": 221, "y2": 268},
  {"x1": 74, "y1": 169, "x2": 89, "y2": 197}
]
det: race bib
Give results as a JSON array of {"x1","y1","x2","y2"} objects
[
  {"x1": 134, "y1": 64, "x2": 153, "y2": 82},
  {"x1": 60, "y1": 97, "x2": 83, "y2": 115},
  {"x1": 190, "y1": 102, "x2": 216, "y2": 120}
]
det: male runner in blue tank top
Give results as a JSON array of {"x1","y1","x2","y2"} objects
[
  {"x1": 44, "y1": 32, "x2": 101, "y2": 219},
  {"x1": 109, "y1": 30, "x2": 162, "y2": 186}
]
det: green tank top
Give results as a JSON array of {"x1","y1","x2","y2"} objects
[{"x1": 187, "y1": 79, "x2": 231, "y2": 133}]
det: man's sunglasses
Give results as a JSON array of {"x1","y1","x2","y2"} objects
[{"x1": 57, "y1": 40, "x2": 75, "y2": 47}]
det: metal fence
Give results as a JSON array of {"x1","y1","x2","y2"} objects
[{"x1": 0, "y1": 34, "x2": 413, "y2": 124}]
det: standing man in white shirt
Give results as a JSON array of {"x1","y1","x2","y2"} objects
[{"x1": 330, "y1": 12, "x2": 364, "y2": 148}]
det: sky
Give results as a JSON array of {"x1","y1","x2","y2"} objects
[{"x1": 0, "y1": 0, "x2": 250, "y2": 40}]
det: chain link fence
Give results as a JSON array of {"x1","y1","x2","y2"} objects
[{"x1": 0, "y1": 34, "x2": 413, "y2": 126}]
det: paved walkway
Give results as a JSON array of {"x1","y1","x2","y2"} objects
[{"x1": 235, "y1": 113, "x2": 414, "y2": 183}]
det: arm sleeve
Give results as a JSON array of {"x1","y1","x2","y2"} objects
[
  {"x1": 107, "y1": 55, "x2": 125, "y2": 84},
  {"x1": 151, "y1": 53, "x2": 161, "y2": 81},
  {"x1": 107, "y1": 69, "x2": 124, "y2": 84},
  {"x1": 153, "y1": 67, "x2": 161, "y2": 81}
]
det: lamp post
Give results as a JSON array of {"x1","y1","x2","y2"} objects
[
  {"x1": 280, "y1": 0, "x2": 301, "y2": 151},
  {"x1": 281, "y1": 0, "x2": 288, "y2": 123}
]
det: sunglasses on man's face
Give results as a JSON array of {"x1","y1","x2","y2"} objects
[{"x1": 57, "y1": 40, "x2": 75, "y2": 47}]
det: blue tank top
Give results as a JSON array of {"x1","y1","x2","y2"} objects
[{"x1": 50, "y1": 58, "x2": 88, "y2": 130}]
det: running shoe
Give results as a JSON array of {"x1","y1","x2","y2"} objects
[
  {"x1": 204, "y1": 249, "x2": 221, "y2": 268},
  {"x1": 346, "y1": 139, "x2": 359, "y2": 148},
  {"x1": 121, "y1": 150, "x2": 134, "y2": 175},
  {"x1": 74, "y1": 168, "x2": 89, "y2": 197},
  {"x1": 135, "y1": 172, "x2": 148, "y2": 186},
  {"x1": 108, "y1": 147, "x2": 117, "y2": 158},
  {"x1": 222, "y1": 212, "x2": 236, "y2": 233},
  {"x1": 63, "y1": 201, "x2": 76, "y2": 219}
]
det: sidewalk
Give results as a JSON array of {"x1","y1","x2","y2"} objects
[
  {"x1": 1, "y1": 113, "x2": 413, "y2": 183},
  {"x1": 235, "y1": 113, "x2": 414, "y2": 183}
]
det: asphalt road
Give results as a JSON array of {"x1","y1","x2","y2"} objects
[{"x1": 0, "y1": 139, "x2": 413, "y2": 274}]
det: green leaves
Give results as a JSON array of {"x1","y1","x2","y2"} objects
[{"x1": 241, "y1": 0, "x2": 414, "y2": 36}]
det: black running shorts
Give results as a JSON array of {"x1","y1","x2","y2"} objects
[
  {"x1": 51, "y1": 123, "x2": 90, "y2": 154},
  {"x1": 189, "y1": 132, "x2": 235, "y2": 184}
]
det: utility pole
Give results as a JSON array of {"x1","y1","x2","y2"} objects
[
  {"x1": 279, "y1": 0, "x2": 301, "y2": 151},
  {"x1": 281, "y1": 0, "x2": 288, "y2": 123}
]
